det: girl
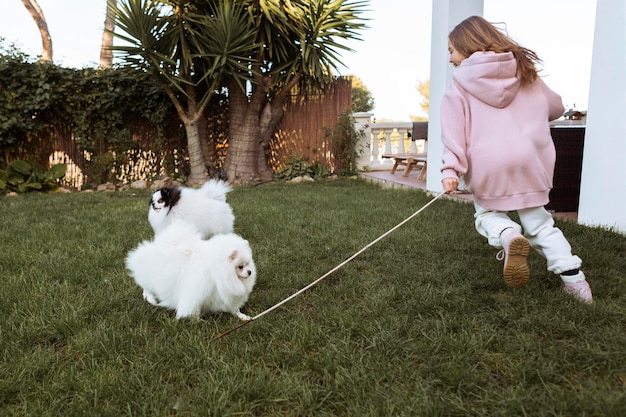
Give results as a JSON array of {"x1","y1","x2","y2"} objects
[{"x1": 440, "y1": 16, "x2": 592, "y2": 303}]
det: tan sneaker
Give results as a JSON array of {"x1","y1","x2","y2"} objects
[{"x1": 496, "y1": 234, "x2": 531, "y2": 288}]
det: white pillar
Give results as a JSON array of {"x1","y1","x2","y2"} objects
[
  {"x1": 577, "y1": 0, "x2": 626, "y2": 233},
  {"x1": 398, "y1": 130, "x2": 406, "y2": 153},
  {"x1": 383, "y1": 131, "x2": 392, "y2": 154},
  {"x1": 427, "y1": 0, "x2": 484, "y2": 192},
  {"x1": 353, "y1": 112, "x2": 373, "y2": 170}
]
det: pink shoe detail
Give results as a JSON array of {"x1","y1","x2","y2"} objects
[{"x1": 563, "y1": 279, "x2": 593, "y2": 303}]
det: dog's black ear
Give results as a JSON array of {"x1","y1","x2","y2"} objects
[{"x1": 160, "y1": 186, "x2": 181, "y2": 208}]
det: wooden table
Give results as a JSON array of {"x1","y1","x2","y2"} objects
[{"x1": 382, "y1": 153, "x2": 428, "y2": 180}]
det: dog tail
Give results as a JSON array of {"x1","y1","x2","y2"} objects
[{"x1": 201, "y1": 179, "x2": 232, "y2": 202}]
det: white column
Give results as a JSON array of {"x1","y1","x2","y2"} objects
[
  {"x1": 577, "y1": 0, "x2": 626, "y2": 233},
  {"x1": 383, "y1": 131, "x2": 392, "y2": 154},
  {"x1": 370, "y1": 129, "x2": 381, "y2": 166},
  {"x1": 398, "y1": 130, "x2": 406, "y2": 153},
  {"x1": 427, "y1": 0, "x2": 484, "y2": 192},
  {"x1": 353, "y1": 112, "x2": 373, "y2": 170}
]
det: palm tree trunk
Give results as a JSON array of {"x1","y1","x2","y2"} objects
[
  {"x1": 161, "y1": 82, "x2": 209, "y2": 185},
  {"x1": 255, "y1": 101, "x2": 284, "y2": 182},
  {"x1": 21, "y1": 0, "x2": 52, "y2": 62},
  {"x1": 224, "y1": 82, "x2": 261, "y2": 184},
  {"x1": 184, "y1": 119, "x2": 209, "y2": 185},
  {"x1": 226, "y1": 119, "x2": 261, "y2": 185},
  {"x1": 225, "y1": 75, "x2": 294, "y2": 184},
  {"x1": 99, "y1": 0, "x2": 117, "y2": 68},
  {"x1": 197, "y1": 114, "x2": 214, "y2": 177}
]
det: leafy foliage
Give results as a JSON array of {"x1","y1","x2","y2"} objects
[
  {"x1": 275, "y1": 153, "x2": 314, "y2": 180},
  {"x1": 323, "y1": 110, "x2": 365, "y2": 176},
  {"x1": 110, "y1": 0, "x2": 369, "y2": 184},
  {"x1": 112, "y1": 0, "x2": 257, "y2": 112},
  {"x1": 416, "y1": 78, "x2": 430, "y2": 117},
  {"x1": 0, "y1": 46, "x2": 186, "y2": 186},
  {"x1": 350, "y1": 75, "x2": 375, "y2": 113},
  {"x1": 275, "y1": 153, "x2": 332, "y2": 180},
  {"x1": 0, "y1": 160, "x2": 66, "y2": 194}
]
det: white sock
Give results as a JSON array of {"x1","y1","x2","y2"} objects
[
  {"x1": 499, "y1": 227, "x2": 515, "y2": 246},
  {"x1": 560, "y1": 271, "x2": 585, "y2": 283}
]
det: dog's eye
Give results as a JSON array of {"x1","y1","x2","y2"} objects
[{"x1": 157, "y1": 198, "x2": 164, "y2": 204}]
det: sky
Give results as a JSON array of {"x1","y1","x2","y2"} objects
[{"x1": 1, "y1": 0, "x2": 597, "y2": 121}]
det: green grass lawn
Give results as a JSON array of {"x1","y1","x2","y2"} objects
[{"x1": 1, "y1": 179, "x2": 624, "y2": 416}]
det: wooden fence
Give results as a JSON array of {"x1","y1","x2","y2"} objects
[
  {"x1": 270, "y1": 77, "x2": 353, "y2": 173},
  {"x1": 3, "y1": 78, "x2": 352, "y2": 189}
]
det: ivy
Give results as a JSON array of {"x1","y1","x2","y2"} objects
[
  {"x1": 0, "y1": 47, "x2": 184, "y2": 184},
  {"x1": 323, "y1": 111, "x2": 366, "y2": 176}
]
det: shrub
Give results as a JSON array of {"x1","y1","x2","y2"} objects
[
  {"x1": 275, "y1": 154, "x2": 313, "y2": 180},
  {"x1": 0, "y1": 160, "x2": 66, "y2": 194},
  {"x1": 275, "y1": 154, "x2": 331, "y2": 181},
  {"x1": 323, "y1": 111, "x2": 365, "y2": 176}
]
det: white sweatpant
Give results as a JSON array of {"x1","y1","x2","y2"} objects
[{"x1": 474, "y1": 203, "x2": 582, "y2": 275}]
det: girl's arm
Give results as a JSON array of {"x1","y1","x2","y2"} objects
[
  {"x1": 538, "y1": 78, "x2": 565, "y2": 121},
  {"x1": 440, "y1": 91, "x2": 469, "y2": 181}
]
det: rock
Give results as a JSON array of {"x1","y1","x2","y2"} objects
[
  {"x1": 130, "y1": 179, "x2": 148, "y2": 189},
  {"x1": 150, "y1": 177, "x2": 173, "y2": 190},
  {"x1": 288, "y1": 176, "x2": 314, "y2": 183},
  {"x1": 96, "y1": 182, "x2": 116, "y2": 192}
]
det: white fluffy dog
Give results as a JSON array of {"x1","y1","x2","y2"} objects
[
  {"x1": 148, "y1": 180, "x2": 235, "y2": 239},
  {"x1": 126, "y1": 221, "x2": 256, "y2": 320}
]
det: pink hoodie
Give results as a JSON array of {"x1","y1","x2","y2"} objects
[{"x1": 440, "y1": 51, "x2": 565, "y2": 211}]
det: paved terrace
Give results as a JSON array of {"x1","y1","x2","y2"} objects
[{"x1": 361, "y1": 166, "x2": 578, "y2": 223}]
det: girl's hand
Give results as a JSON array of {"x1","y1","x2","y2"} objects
[{"x1": 442, "y1": 177, "x2": 459, "y2": 194}]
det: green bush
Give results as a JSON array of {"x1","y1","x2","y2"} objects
[
  {"x1": 0, "y1": 160, "x2": 66, "y2": 194},
  {"x1": 275, "y1": 154, "x2": 331, "y2": 181},
  {"x1": 0, "y1": 44, "x2": 185, "y2": 182},
  {"x1": 275, "y1": 154, "x2": 313, "y2": 180},
  {"x1": 323, "y1": 111, "x2": 365, "y2": 176}
]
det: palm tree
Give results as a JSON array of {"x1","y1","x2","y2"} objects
[
  {"x1": 223, "y1": 0, "x2": 367, "y2": 184},
  {"x1": 99, "y1": 0, "x2": 118, "y2": 68},
  {"x1": 111, "y1": 0, "x2": 367, "y2": 185},
  {"x1": 112, "y1": 0, "x2": 257, "y2": 184},
  {"x1": 21, "y1": 0, "x2": 52, "y2": 62}
]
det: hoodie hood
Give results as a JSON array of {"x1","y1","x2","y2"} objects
[{"x1": 452, "y1": 51, "x2": 520, "y2": 108}]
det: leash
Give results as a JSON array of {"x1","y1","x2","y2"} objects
[{"x1": 212, "y1": 192, "x2": 445, "y2": 341}]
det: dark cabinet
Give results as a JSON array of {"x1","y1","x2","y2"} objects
[{"x1": 546, "y1": 126, "x2": 585, "y2": 212}]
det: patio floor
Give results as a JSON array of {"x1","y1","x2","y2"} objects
[{"x1": 361, "y1": 169, "x2": 578, "y2": 222}]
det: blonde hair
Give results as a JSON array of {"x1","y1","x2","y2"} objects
[{"x1": 449, "y1": 15, "x2": 540, "y2": 86}]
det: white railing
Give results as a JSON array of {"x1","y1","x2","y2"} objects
[{"x1": 353, "y1": 112, "x2": 427, "y2": 171}]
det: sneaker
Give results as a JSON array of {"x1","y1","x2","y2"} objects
[
  {"x1": 496, "y1": 233, "x2": 531, "y2": 288},
  {"x1": 562, "y1": 272, "x2": 593, "y2": 303}
]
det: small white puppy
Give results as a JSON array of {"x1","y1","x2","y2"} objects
[
  {"x1": 148, "y1": 179, "x2": 235, "y2": 239},
  {"x1": 126, "y1": 221, "x2": 256, "y2": 320}
]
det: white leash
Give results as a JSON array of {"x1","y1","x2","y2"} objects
[{"x1": 213, "y1": 192, "x2": 445, "y2": 341}]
